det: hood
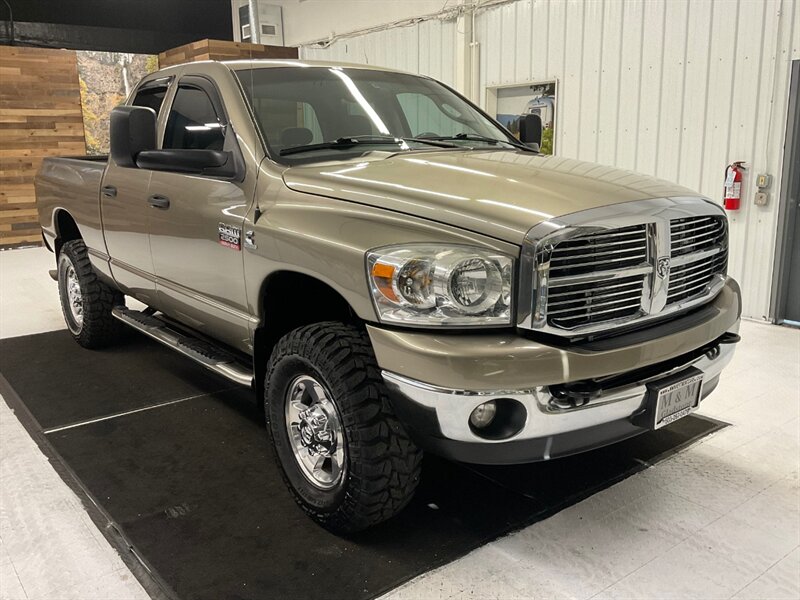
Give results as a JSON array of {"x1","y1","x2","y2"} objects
[{"x1": 282, "y1": 150, "x2": 701, "y2": 244}]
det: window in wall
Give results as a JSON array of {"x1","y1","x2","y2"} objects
[
  {"x1": 163, "y1": 86, "x2": 225, "y2": 150},
  {"x1": 494, "y1": 81, "x2": 557, "y2": 155}
]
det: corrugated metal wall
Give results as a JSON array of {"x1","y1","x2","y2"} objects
[
  {"x1": 300, "y1": 0, "x2": 800, "y2": 320},
  {"x1": 478, "y1": 0, "x2": 799, "y2": 320},
  {"x1": 301, "y1": 18, "x2": 458, "y2": 87}
]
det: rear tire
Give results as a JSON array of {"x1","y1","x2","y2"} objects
[
  {"x1": 57, "y1": 239, "x2": 125, "y2": 348},
  {"x1": 265, "y1": 321, "x2": 422, "y2": 533}
]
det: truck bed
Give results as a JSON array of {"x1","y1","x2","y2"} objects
[{"x1": 35, "y1": 155, "x2": 109, "y2": 254}]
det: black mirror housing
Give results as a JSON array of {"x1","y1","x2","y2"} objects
[
  {"x1": 519, "y1": 114, "x2": 543, "y2": 149},
  {"x1": 135, "y1": 149, "x2": 234, "y2": 176},
  {"x1": 110, "y1": 106, "x2": 157, "y2": 168}
]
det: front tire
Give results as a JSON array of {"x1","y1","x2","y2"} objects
[
  {"x1": 265, "y1": 322, "x2": 422, "y2": 533},
  {"x1": 57, "y1": 239, "x2": 124, "y2": 348}
]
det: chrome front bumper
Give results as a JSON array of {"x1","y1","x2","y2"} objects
[{"x1": 382, "y1": 336, "x2": 736, "y2": 455}]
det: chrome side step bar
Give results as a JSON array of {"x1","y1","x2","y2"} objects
[{"x1": 111, "y1": 306, "x2": 253, "y2": 387}]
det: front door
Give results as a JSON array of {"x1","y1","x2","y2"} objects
[
  {"x1": 101, "y1": 79, "x2": 172, "y2": 305},
  {"x1": 147, "y1": 76, "x2": 252, "y2": 351}
]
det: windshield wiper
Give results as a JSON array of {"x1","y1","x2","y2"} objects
[
  {"x1": 402, "y1": 136, "x2": 460, "y2": 149},
  {"x1": 279, "y1": 135, "x2": 458, "y2": 156},
  {"x1": 421, "y1": 133, "x2": 532, "y2": 151}
]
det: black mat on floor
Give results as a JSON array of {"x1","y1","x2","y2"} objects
[
  {"x1": 0, "y1": 330, "x2": 725, "y2": 600},
  {"x1": 0, "y1": 329, "x2": 232, "y2": 429}
]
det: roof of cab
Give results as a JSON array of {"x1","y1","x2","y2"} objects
[
  {"x1": 135, "y1": 58, "x2": 420, "y2": 94},
  {"x1": 150, "y1": 59, "x2": 414, "y2": 78},
  {"x1": 220, "y1": 58, "x2": 414, "y2": 75}
]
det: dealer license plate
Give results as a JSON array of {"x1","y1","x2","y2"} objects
[{"x1": 649, "y1": 370, "x2": 704, "y2": 430}]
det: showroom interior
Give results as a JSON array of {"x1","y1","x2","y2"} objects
[{"x1": 0, "y1": 0, "x2": 798, "y2": 598}]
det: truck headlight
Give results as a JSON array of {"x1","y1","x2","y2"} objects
[{"x1": 367, "y1": 245, "x2": 514, "y2": 326}]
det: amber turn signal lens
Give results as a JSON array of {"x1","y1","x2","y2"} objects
[{"x1": 371, "y1": 262, "x2": 398, "y2": 301}]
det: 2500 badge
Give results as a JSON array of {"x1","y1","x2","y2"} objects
[{"x1": 218, "y1": 222, "x2": 241, "y2": 251}]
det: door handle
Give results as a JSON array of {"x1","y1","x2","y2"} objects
[
  {"x1": 101, "y1": 185, "x2": 117, "y2": 198},
  {"x1": 148, "y1": 194, "x2": 170, "y2": 209}
]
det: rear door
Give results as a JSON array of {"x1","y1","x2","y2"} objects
[
  {"x1": 101, "y1": 77, "x2": 172, "y2": 304},
  {"x1": 147, "y1": 75, "x2": 253, "y2": 351}
]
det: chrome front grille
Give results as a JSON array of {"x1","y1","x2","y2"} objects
[
  {"x1": 667, "y1": 249, "x2": 728, "y2": 305},
  {"x1": 548, "y1": 225, "x2": 648, "y2": 278},
  {"x1": 548, "y1": 274, "x2": 645, "y2": 328},
  {"x1": 667, "y1": 216, "x2": 728, "y2": 306},
  {"x1": 546, "y1": 225, "x2": 647, "y2": 328},
  {"x1": 520, "y1": 198, "x2": 729, "y2": 336},
  {"x1": 670, "y1": 216, "x2": 726, "y2": 256}
]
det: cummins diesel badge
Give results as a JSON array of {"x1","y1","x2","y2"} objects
[{"x1": 218, "y1": 222, "x2": 242, "y2": 250}]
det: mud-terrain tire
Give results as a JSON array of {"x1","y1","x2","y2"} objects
[
  {"x1": 57, "y1": 239, "x2": 125, "y2": 348},
  {"x1": 265, "y1": 321, "x2": 422, "y2": 533}
]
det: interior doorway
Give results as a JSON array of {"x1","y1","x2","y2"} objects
[{"x1": 772, "y1": 60, "x2": 800, "y2": 326}]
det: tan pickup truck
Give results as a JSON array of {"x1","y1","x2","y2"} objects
[{"x1": 35, "y1": 60, "x2": 741, "y2": 532}]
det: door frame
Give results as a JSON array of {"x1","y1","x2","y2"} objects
[{"x1": 770, "y1": 59, "x2": 800, "y2": 324}]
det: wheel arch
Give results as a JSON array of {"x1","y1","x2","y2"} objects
[
  {"x1": 253, "y1": 270, "x2": 365, "y2": 402},
  {"x1": 53, "y1": 209, "x2": 82, "y2": 257}
]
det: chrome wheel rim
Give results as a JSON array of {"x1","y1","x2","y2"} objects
[
  {"x1": 284, "y1": 374, "x2": 345, "y2": 490},
  {"x1": 65, "y1": 263, "x2": 83, "y2": 328}
]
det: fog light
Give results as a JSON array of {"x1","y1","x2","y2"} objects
[{"x1": 469, "y1": 400, "x2": 497, "y2": 429}]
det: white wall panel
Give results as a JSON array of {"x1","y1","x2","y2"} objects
[
  {"x1": 726, "y1": 0, "x2": 768, "y2": 294},
  {"x1": 560, "y1": 0, "x2": 585, "y2": 158},
  {"x1": 530, "y1": 0, "x2": 549, "y2": 77},
  {"x1": 636, "y1": 1, "x2": 666, "y2": 176},
  {"x1": 270, "y1": 0, "x2": 447, "y2": 46},
  {"x1": 616, "y1": 1, "x2": 645, "y2": 171},
  {"x1": 580, "y1": 0, "x2": 603, "y2": 161},
  {"x1": 300, "y1": 18, "x2": 458, "y2": 87},
  {"x1": 656, "y1": 0, "x2": 689, "y2": 185},
  {"x1": 678, "y1": 0, "x2": 714, "y2": 192},
  {"x1": 596, "y1": 0, "x2": 624, "y2": 166},
  {"x1": 477, "y1": 0, "x2": 800, "y2": 320},
  {"x1": 546, "y1": 0, "x2": 567, "y2": 81}
]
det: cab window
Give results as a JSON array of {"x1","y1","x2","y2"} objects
[
  {"x1": 131, "y1": 85, "x2": 169, "y2": 116},
  {"x1": 396, "y1": 93, "x2": 471, "y2": 138},
  {"x1": 248, "y1": 98, "x2": 323, "y2": 152},
  {"x1": 163, "y1": 86, "x2": 226, "y2": 151}
]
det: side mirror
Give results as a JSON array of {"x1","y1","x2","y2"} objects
[
  {"x1": 110, "y1": 106, "x2": 157, "y2": 168},
  {"x1": 135, "y1": 148, "x2": 235, "y2": 176},
  {"x1": 519, "y1": 114, "x2": 543, "y2": 150}
]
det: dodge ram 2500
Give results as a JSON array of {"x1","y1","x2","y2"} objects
[{"x1": 35, "y1": 60, "x2": 741, "y2": 532}]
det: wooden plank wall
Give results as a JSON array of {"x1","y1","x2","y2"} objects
[
  {"x1": 0, "y1": 45, "x2": 86, "y2": 248},
  {"x1": 0, "y1": 39, "x2": 296, "y2": 249},
  {"x1": 159, "y1": 38, "x2": 297, "y2": 68}
]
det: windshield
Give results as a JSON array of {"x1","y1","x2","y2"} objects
[{"x1": 234, "y1": 66, "x2": 520, "y2": 163}]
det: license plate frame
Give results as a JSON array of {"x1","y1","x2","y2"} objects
[{"x1": 646, "y1": 367, "x2": 704, "y2": 430}]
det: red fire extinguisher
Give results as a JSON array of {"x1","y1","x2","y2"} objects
[{"x1": 723, "y1": 162, "x2": 746, "y2": 210}]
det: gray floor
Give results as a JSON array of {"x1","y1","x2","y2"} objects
[{"x1": 1, "y1": 246, "x2": 798, "y2": 600}]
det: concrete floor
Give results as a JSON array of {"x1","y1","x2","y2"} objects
[
  {"x1": 0, "y1": 248, "x2": 148, "y2": 600},
  {"x1": 1, "y1": 246, "x2": 798, "y2": 600}
]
